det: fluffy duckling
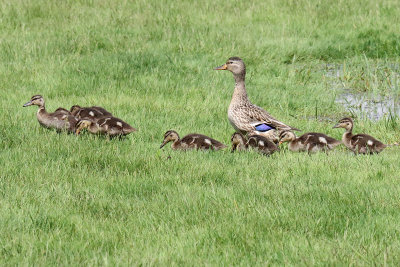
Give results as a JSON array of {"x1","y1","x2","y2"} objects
[
  {"x1": 160, "y1": 130, "x2": 227, "y2": 151},
  {"x1": 279, "y1": 130, "x2": 341, "y2": 153},
  {"x1": 333, "y1": 117, "x2": 386, "y2": 154},
  {"x1": 70, "y1": 105, "x2": 112, "y2": 122},
  {"x1": 75, "y1": 117, "x2": 136, "y2": 137},
  {"x1": 231, "y1": 132, "x2": 279, "y2": 155},
  {"x1": 23, "y1": 95, "x2": 78, "y2": 132}
]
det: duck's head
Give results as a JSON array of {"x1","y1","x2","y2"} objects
[
  {"x1": 214, "y1": 57, "x2": 246, "y2": 77},
  {"x1": 70, "y1": 105, "x2": 82, "y2": 115},
  {"x1": 231, "y1": 132, "x2": 247, "y2": 152},
  {"x1": 231, "y1": 132, "x2": 246, "y2": 145},
  {"x1": 333, "y1": 117, "x2": 353, "y2": 131},
  {"x1": 160, "y1": 130, "x2": 179, "y2": 149},
  {"x1": 278, "y1": 130, "x2": 296, "y2": 145},
  {"x1": 23, "y1": 95, "x2": 44, "y2": 107},
  {"x1": 75, "y1": 119, "x2": 92, "y2": 135}
]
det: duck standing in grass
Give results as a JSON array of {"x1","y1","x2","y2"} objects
[
  {"x1": 278, "y1": 130, "x2": 341, "y2": 153},
  {"x1": 231, "y1": 132, "x2": 279, "y2": 156},
  {"x1": 75, "y1": 117, "x2": 136, "y2": 137},
  {"x1": 333, "y1": 117, "x2": 386, "y2": 154},
  {"x1": 23, "y1": 95, "x2": 78, "y2": 132},
  {"x1": 214, "y1": 57, "x2": 299, "y2": 143},
  {"x1": 160, "y1": 130, "x2": 226, "y2": 151}
]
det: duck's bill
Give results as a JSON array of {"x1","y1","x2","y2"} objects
[
  {"x1": 23, "y1": 101, "x2": 32, "y2": 107},
  {"x1": 278, "y1": 141, "x2": 283, "y2": 145},
  {"x1": 160, "y1": 141, "x2": 167, "y2": 149},
  {"x1": 332, "y1": 124, "x2": 340, "y2": 129},
  {"x1": 214, "y1": 64, "x2": 227, "y2": 70},
  {"x1": 75, "y1": 129, "x2": 82, "y2": 135}
]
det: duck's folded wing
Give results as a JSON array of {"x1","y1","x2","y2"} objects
[{"x1": 246, "y1": 104, "x2": 300, "y2": 131}]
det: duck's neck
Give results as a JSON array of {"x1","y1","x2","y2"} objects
[
  {"x1": 342, "y1": 127, "x2": 353, "y2": 144},
  {"x1": 37, "y1": 105, "x2": 47, "y2": 116},
  {"x1": 171, "y1": 136, "x2": 182, "y2": 150},
  {"x1": 288, "y1": 138, "x2": 299, "y2": 150},
  {"x1": 232, "y1": 74, "x2": 248, "y2": 102},
  {"x1": 35, "y1": 105, "x2": 50, "y2": 127}
]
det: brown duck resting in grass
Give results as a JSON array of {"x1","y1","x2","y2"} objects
[
  {"x1": 231, "y1": 132, "x2": 279, "y2": 156},
  {"x1": 23, "y1": 95, "x2": 78, "y2": 133},
  {"x1": 278, "y1": 130, "x2": 342, "y2": 153},
  {"x1": 333, "y1": 117, "x2": 386, "y2": 154},
  {"x1": 70, "y1": 105, "x2": 112, "y2": 122},
  {"x1": 160, "y1": 130, "x2": 227, "y2": 151},
  {"x1": 75, "y1": 117, "x2": 136, "y2": 137}
]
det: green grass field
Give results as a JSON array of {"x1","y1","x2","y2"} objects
[{"x1": 2, "y1": 0, "x2": 400, "y2": 265}]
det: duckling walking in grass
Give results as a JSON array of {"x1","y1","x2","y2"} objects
[
  {"x1": 70, "y1": 105, "x2": 112, "y2": 122},
  {"x1": 214, "y1": 57, "x2": 299, "y2": 143},
  {"x1": 231, "y1": 132, "x2": 279, "y2": 156},
  {"x1": 75, "y1": 117, "x2": 136, "y2": 137},
  {"x1": 333, "y1": 117, "x2": 386, "y2": 154},
  {"x1": 279, "y1": 130, "x2": 341, "y2": 153},
  {"x1": 23, "y1": 95, "x2": 78, "y2": 132},
  {"x1": 160, "y1": 130, "x2": 227, "y2": 151}
]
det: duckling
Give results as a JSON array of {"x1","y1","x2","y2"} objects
[
  {"x1": 214, "y1": 57, "x2": 299, "y2": 143},
  {"x1": 279, "y1": 130, "x2": 341, "y2": 153},
  {"x1": 75, "y1": 117, "x2": 136, "y2": 137},
  {"x1": 333, "y1": 117, "x2": 386, "y2": 154},
  {"x1": 231, "y1": 132, "x2": 248, "y2": 152},
  {"x1": 231, "y1": 132, "x2": 279, "y2": 155},
  {"x1": 70, "y1": 105, "x2": 112, "y2": 122},
  {"x1": 23, "y1": 95, "x2": 78, "y2": 132},
  {"x1": 160, "y1": 130, "x2": 227, "y2": 151}
]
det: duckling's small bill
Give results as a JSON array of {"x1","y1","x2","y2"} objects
[
  {"x1": 160, "y1": 141, "x2": 167, "y2": 149},
  {"x1": 23, "y1": 101, "x2": 32, "y2": 107}
]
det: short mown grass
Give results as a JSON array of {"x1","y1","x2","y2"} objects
[{"x1": 1, "y1": 0, "x2": 400, "y2": 265}]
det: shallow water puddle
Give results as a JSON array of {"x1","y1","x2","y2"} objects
[
  {"x1": 335, "y1": 90, "x2": 400, "y2": 120},
  {"x1": 324, "y1": 64, "x2": 400, "y2": 121}
]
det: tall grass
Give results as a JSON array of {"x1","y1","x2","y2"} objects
[{"x1": 1, "y1": 0, "x2": 400, "y2": 265}]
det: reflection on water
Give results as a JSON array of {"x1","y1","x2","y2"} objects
[{"x1": 335, "y1": 90, "x2": 400, "y2": 121}]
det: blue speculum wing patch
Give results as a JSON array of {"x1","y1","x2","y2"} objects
[{"x1": 255, "y1": 124, "x2": 274, "y2": 132}]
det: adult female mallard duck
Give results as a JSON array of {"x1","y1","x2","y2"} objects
[
  {"x1": 160, "y1": 130, "x2": 227, "y2": 151},
  {"x1": 75, "y1": 117, "x2": 136, "y2": 137},
  {"x1": 23, "y1": 95, "x2": 78, "y2": 132},
  {"x1": 279, "y1": 130, "x2": 341, "y2": 153},
  {"x1": 231, "y1": 132, "x2": 279, "y2": 155},
  {"x1": 214, "y1": 57, "x2": 299, "y2": 143},
  {"x1": 333, "y1": 117, "x2": 386, "y2": 154},
  {"x1": 70, "y1": 105, "x2": 112, "y2": 122}
]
